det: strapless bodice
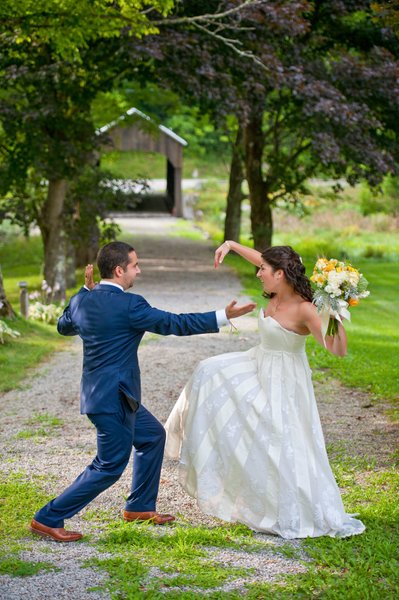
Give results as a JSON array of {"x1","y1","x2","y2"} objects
[{"x1": 259, "y1": 312, "x2": 307, "y2": 354}]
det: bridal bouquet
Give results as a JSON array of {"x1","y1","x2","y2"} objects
[{"x1": 310, "y1": 257, "x2": 370, "y2": 338}]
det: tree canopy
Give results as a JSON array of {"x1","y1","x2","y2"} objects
[
  {"x1": 0, "y1": 0, "x2": 176, "y2": 299},
  {"x1": 0, "y1": 0, "x2": 267, "y2": 299},
  {"x1": 0, "y1": 0, "x2": 174, "y2": 58},
  {"x1": 1, "y1": 0, "x2": 398, "y2": 303},
  {"x1": 134, "y1": 0, "x2": 399, "y2": 247}
]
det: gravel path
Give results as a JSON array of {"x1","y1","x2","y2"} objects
[{"x1": 0, "y1": 215, "x2": 397, "y2": 598}]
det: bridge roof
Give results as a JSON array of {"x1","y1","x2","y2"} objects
[{"x1": 98, "y1": 107, "x2": 188, "y2": 146}]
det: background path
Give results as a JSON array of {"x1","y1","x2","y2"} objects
[{"x1": 0, "y1": 215, "x2": 397, "y2": 598}]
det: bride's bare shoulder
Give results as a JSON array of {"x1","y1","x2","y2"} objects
[{"x1": 298, "y1": 300, "x2": 318, "y2": 323}]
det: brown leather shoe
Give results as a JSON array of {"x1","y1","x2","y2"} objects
[
  {"x1": 30, "y1": 519, "x2": 83, "y2": 542},
  {"x1": 123, "y1": 510, "x2": 175, "y2": 525}
]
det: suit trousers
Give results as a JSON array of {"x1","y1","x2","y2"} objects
[{"x1": 34, "y1": 402, "x2": 166, "y2": 528}]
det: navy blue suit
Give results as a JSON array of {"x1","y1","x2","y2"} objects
[{"x1": 34, "y1": 284, "x2": 219, "y2": 528}]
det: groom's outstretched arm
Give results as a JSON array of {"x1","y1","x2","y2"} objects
[{"x1": 127, "y1": 294, "x2": 256, "y2": 336}]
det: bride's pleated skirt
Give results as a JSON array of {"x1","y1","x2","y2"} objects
[{"x1": 165, "y1": 345, "x2": 365, "y2": 539}]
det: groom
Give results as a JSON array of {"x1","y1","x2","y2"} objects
[{"x1": 30, "y1": 241, "x2": 256, "y2": 541}]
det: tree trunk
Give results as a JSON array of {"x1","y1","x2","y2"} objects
[
  {"x1": 39, "y1": 179, "x2": 68, "y2": 302},
  {"x1": 66, "y1": 238, "x2": 77, "y2": 289},
  {"x1": 0, "y1": 266, "x2": 16, "y2": 318},
  {"x1": 74, "y1": 223, "x2": 100, "y2": 269},
  {"x1": 224, "y1": 126, "x2": 244, "y2": 242},
  {"x1": 243, "y1": 115, "x2": 273, "y2": 251}
]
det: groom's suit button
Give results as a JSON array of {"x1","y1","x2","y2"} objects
[{"x1": 123, "y1": 510, "x2": 175, "y2": 525}]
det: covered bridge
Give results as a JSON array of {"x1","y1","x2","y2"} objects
[{"x1": 98, "y1": 108, "x2": 187, "y2": 217}]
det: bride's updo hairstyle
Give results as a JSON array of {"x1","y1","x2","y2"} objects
[{"x1": 261, "y1": 246, "x2": 313, "y2": 302}]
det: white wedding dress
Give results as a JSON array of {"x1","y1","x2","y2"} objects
[{"x1": 165, "y1": 311, "x2": 365, "y2": 539}]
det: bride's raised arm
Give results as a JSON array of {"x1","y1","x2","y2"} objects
[{"x1": 214, "y1": 240, "x2": 263, "y2": 269}]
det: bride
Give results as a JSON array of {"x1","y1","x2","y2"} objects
[{"x1": 165, "y1": 241, "x2": 365, "y2": 539}]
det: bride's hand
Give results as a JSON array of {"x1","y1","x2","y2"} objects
[
  {"x1": 84, "y1": 264, "x2": 97, "y2": 290},
  {"x1": 214, "y1": 241, "x2": 231, "y2": 268},
  {"x1": 225, "y1": 299, "x2": 257, "y2": 320}
]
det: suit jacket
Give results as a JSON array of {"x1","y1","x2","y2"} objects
[{"x1": 57, "y1": 284, "x2": 219, "y2": 414}]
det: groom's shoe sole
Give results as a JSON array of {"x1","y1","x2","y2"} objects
[
  {"x1": 30, "y1": 519, "x2": 83, "y2": 542},
  {"x1": 123, "y1": 511, "x2": 175, "y2": 525}
]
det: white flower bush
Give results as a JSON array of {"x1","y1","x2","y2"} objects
[
  {"x1": 28, "y1": 280, "x2": 64, "y2": 325},
  {"x1": 28, "y1": 301, "x2": 64, "y2": 325},
  {"x1": 0, "y1": 319, "x2": 21, "y2": 344}
]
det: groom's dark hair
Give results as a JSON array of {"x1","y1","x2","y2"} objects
[{"x1": 97, "y1": 241, "x2": 135, "y2": 278}]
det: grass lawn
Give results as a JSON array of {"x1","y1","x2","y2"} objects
[
  {"x1": 0, "y1": 463, "x2": 397, "y2": 596},
  {"x1": 0, "y1": 234, "x2": 79, "y2": 392},
  {"x1": 0, "y1": 317, "x2": 69, "y2": 392},
  {"x1": 95, "y1": 464, "x2": 398, "y2": 598}
]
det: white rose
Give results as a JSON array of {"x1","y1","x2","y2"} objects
[
  {"x1": 325, "y1": 284, "x2": 342, "y2": 297},
  {"x1": 347, "y1": 272, "x2": 360, "y2": 286}
]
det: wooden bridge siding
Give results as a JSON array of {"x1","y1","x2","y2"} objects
[
  {"x1": 105, "y1": 125, "x2": 184, "y2": 216},
  {"x1": 107, "y1": 126, "x2": 183, "y2": 167}
]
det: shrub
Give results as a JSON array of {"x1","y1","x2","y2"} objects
[
  {"x1": 363, "y1": 245, "x2": 386, "y2": 259},
  {"x1": 27, "y1": 302, "x2": 63, "y2": 325},
  {"x1": 27, "y1": 281, "x2": 64, "y2": 324},
  {"x1": 0, "y1": 319, "x2": 20, "y2": 343},
  {"x1": 360, "y1": 176, "x2": 399, "y2": 216}
]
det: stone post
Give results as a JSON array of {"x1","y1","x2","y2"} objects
[{"x1": 18, "y1": 281, "x2": 29, "y2": 318}]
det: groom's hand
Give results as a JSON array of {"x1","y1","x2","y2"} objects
[
  {"x1": 225, "y1": 299, "x2": 257, "y2": 320},
  {"x1": 84, "y1": 264, "x2": 97, "y2": 290}
]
